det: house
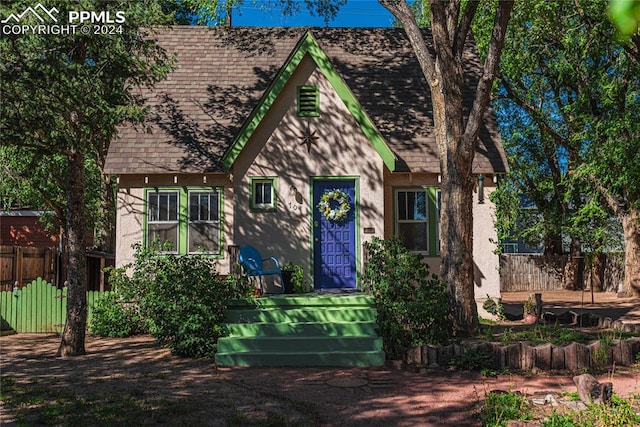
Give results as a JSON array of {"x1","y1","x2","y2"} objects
[
  {"x1": 104, "y1": 27, "x2": 508, "y2": 310},
  {"x1": 0, "y1": 209, "x2": 59, "y2": 248}
]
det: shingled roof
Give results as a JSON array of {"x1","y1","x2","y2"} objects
[{"x1": 104, "y1": 26, "x2": 507, "y2": 175}]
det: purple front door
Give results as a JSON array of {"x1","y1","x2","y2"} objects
[{"x1": 313, "y1": 180, "x2": 357, "y2": 290}]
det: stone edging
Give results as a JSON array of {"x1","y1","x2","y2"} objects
[{"x1": 404, "y1": 338, "x2": 640, "y2": 373}]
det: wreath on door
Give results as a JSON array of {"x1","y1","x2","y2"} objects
[{"x1": 317, "y1": 189, "x2": 351, "y2": 222}]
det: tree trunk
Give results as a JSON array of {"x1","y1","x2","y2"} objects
[
  {"x1": 378, "y1": 0, "x2": 513, "y2": 336},
  {"x1": 619, "y1": 209, "x2": 640, "y2": 297},
  {"x1": 563, "y1": 237, "x2": 580, "y2": 290},
  {"x1": 97, "y1": 174, "x2": 117, "y2": 253},
  {"x1": 543, "y1": 232, "x2": 563, "y2": 256},
  {"x1": 440, "y1": 163, "x2": 478, "y2": 336},
  {"x1": 431, "y1": 42, "x2": 478, "y2": 337},
  {"x1": 57, "y1": 148, "x2": 87, "y2": 357},
  {"x1": 590, "y1": 251, "x2": 606, "y2": 292}
]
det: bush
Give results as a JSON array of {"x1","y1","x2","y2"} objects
[
  {"x1": 361, "y1": 236, "x2": 452, "y2": 359},
  {"x1": 90, "y1": 292, "x2": 147, "y2": 337},
  {"x1": 94, "y1": 242, "x2": 253, "y2": 358}
]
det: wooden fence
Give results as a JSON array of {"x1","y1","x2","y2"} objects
[
  {"x1": 0, "y1": 245, "x2": 114, "y2": 292},
  {"x1": 0, "y1": 246, "x2": 57, "y2": 290},
  {"x1": 500, "y1": 253, "x2": 624, "y2": 293},
  {"x1": 0, "y1": 277, "x2": 107, "y2": 333}
]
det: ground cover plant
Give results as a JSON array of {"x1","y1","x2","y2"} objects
[
  {"x1": 90, "y1": 242, "x2": 253, "y2": 358},
  {"x1": 479, "y1": 390, "x2": 640, "y2": 427}
]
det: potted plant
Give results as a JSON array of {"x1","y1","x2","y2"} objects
[
  {"x1": 282, "y1": 262, "x2": 308, "y2": 294},
  {"x1": 522, "y1": 295, "x2": 538, "y2": 325}
]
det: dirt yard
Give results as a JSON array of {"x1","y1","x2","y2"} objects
[{"x1": 1, "y1": 332, "x2": 639, "y2": 426}]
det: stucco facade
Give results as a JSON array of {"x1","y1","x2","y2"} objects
[{"x1": 106, "y1": 27, "x2": 508, "y2": 306}]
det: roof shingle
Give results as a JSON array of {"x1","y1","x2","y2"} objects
[{"x1": 104, "y1": 26, "x2": 507, "y2": 175}]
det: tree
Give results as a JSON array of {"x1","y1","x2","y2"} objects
[
  {"x1": 378, "y1": 0, "x2": 514, "y2": 335},
  {"x1": 489, "y1": 0, "x2": 639, "y2": 296},
  {"x1": 1, "y1": 0, "x2": 174, "y2": 356}
]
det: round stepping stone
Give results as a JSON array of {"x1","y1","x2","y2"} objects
[{"x1": 326, "y1": 377, "x2": 368, "y2": 388}]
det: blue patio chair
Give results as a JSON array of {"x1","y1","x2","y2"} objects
[{"x1": 238, "y1": 246, "x2": 285, "y2": 294}]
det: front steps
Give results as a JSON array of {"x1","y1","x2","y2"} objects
[{"x1": 215, "y1": 294, "x2": 385, "y2": 367}]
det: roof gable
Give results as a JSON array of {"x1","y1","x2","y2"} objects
[
  {"x1": 103, "y1": 27, "x2": 507, "y2": 176},
  {"x1": 221, "y1": 31, "x2": 396, "y2": 171}
]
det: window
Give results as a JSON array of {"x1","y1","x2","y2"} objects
[
  {"x1": 147, "y1": 190, "x2": 179, "y2": 251},
  {"x1": 188, "y1": 190, "x2": 220, "y2": 253},
  {"x1": 503, "y1": 243, "x2": 518, "y2": 254},
  {"x1": 297, "y1": 85, "x2": 319, "y2": 117},
  {"x1": 250, "y1": 178, "x2": 276, "y2": 211},
  {"x1": 145, "y1": 187, "x2": 222, "y2": 255},
  {"x1": 396, "y1": 189, "x2": 429, "y2": 252}
]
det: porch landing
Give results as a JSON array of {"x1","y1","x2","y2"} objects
[{"x1": 215, "y1": 293, "x2": 385, "y2": 367}]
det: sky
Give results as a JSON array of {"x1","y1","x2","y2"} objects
[{"x1": 231, "y1": 0, "x2": 395, "y2": 27}]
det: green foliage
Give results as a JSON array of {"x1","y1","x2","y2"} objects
[
  {"x1": 481, "y1": 391, "x2": 533, "y2": 427},
  {"x1": 0, "y1": 0, "x2": 175, "y2": 236},
  {"x1": 103, "y1": 242, "x2": 252, "y2": 358},
  {"x1": 361, "y1": 236, "x2": 452, "y2": 358},
  {"x1": 542, "y1": 395, "x2": 640, "y2": 427},
  {"x1": 608, "y1": 0, "x2": 640, "y2": 36},
  {"x1": 89, "y1": 292, "x2": 146, "y2": 337},
  {"x1": 482, "y1": 295, "x2": 505, "y2": 320},
  {"x1": 283, "y1": 262, "x2": 310, "y2": 293},
  {"x1": 478, "y1": 325, "x2": 598, "y2": 346},
  {"x1": 489, "y1": 0, "x2": 639, "y2": 256}
]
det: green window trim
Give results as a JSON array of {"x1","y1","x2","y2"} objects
[
  {"x1": 297, "y1": 85, "x2": 319, "y2": 117},
  {"x1": 393, "y1": 187, "x2": 440, "y2": 257},
  {"x1": 143, "y1": 187, "x2": 224, "y2": 257},
  {"x1": 249, "y1": 177, "x2": 277, "y2": 211}
]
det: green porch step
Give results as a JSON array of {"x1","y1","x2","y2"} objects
[
  {"x1": 224, "y1": 321, "x2": 378, "y2": 337},
  {"x1": 224, "y1": 307, "x2": 377, "y2": 324},
  {"x1": 216, "y1": 294, "x2": 385, "y2": 367},
  {"x1": 215, "y1": 350, "x2": 385, "y2": 367},
  {"x1": 218, "y1": 336, "x2": 382, "y2": 352}
]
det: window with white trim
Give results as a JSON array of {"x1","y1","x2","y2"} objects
[
  {"x1": 147, "y1": 190, "x2": 179, "y2": 251},
  {"x1": 395, "y1": 189, "x2": 429, "y2": 253},
  {"x1": 188, "y1": 190, "x2": 220, "y2": 253},
  {"x1": 251, "y1": 178, "x2": 276, "y2": 211}
]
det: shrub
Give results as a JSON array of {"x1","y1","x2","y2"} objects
[
  {"x1": 361, "y1": 236, "x2": 452, "y2": 359},
  {"x1": 89, "y1": 292, "x2": 146, "y2": 337},
  {"x1": 96, "y1": 242, "x2": 253, "y2": 358}
]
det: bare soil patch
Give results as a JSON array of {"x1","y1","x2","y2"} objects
[{"x1": 1, "y1": 334, "x2": 639, "y2": 426}]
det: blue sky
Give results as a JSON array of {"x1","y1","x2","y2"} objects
[{"x1": 232, "y1": 0, "x2": 395, "y2": 27}]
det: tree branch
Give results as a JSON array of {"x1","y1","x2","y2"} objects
[
  {"x1": 379, "y1": 0, "x2": 437, "y2": 82},
  {"x1": 454, "y1": 0, "x2": 479, "y2": 58},
  {"x1": 464, "y1": 1, "x2": 514, "y2": 141}
]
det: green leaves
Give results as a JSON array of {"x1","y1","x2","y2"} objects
[
  {"x1": 96, "y1": 242, "x2": 253, "y2": 358},
  {"x1": 491, "y1": 0, "x2": 639, "y2": 253},
  {"x1": 361, "y1": 237, "x2": 452, "y2": 358}
]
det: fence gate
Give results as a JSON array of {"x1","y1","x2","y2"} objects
[{"x1": 0, "y1": 277, "x2": 107, "y2": 333}]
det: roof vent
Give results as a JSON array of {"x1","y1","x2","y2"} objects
[{"x1": 297, "y1": 85, "x2": 319, "y2": 117}]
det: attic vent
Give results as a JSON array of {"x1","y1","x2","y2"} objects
[{"x1": 297, "y1": 85, "x2": 319, "y2": 117}]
